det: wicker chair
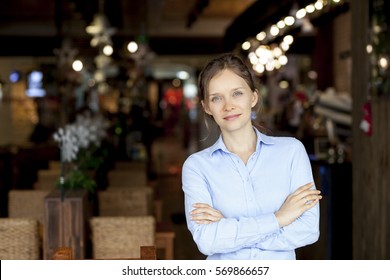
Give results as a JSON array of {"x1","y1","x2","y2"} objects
[
  {"x1": 97, "y1": 187, "x2": 154, "y2": 217},
  {"x1": 0, "y1": 218, "x2": 40, "y2": 259},
  {"x1": 8, "y1": 190, "x2": 50, "y2": 259},
  {"x1": 8, "y1": 190, "x2": 50, "y2": 225},
  {"x1": 34, "y1": 169, "x2": 60, "y2": 190},
  {"x1": 107, "y1": 170, "x2": 147, "y2": 188},
  {"x1": 90, "y1": 216, "x2": 155, "y2": 259}
]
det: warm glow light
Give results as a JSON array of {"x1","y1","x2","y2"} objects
[
  {"x1": 176, "y1": 70, "x2": 190, "y2": 80},
  {"x1": 72, "y1": 60, "x2": 83, "y2": 71},
  {"x1": 277, "y1": 20, "x2": 286, "y2": 29},
  {"x1": 94, "y1": 70, "x2": 105, "y2": 82},
  {"x1": 242, "y1": 41, "x2": 251, "y2": 50},
  {"x1": 273, "y1": 47, "x2": 283, "y2": 58},
  {"x1": 279, "y1": 80, "x2": 289, "y2": 89},
  {"x1": 315, "y1": 1, "x2": 324, "y2": 10},
  {"x1": 379, "y1": 56, "x2": 389, "y2": 69},
  {"x1": 253, "y1": 63, "x2": 265, "y2": 74},
  {"x1": 249, "y1": 52, "x2": 259, "y2": 64},
  {"x1": 283, "y1": 35, "x2": 294, "y2": 45},
  {"x1": 308, "y1": 70, "x2": 318, "y2": 80},
  {"x1": 373, "y1": 25, "x2": 381, "y2": 34},
  {"x1": 366, "y1": 44, "x2": 373, "y2": 54},
  {"x1": 274, "y1": 59, "x2": 282, "y2": 69},
  {"x1": 270, "y1": 25, "x2": 280, "y2": 36},
  {"x1": 183, "y1": 83, "x2": 197, "y2": 98},
  {"x1": 265, "y1": 62, "x2": 275, "y2": 71},
  {"x1": 284, "y1": 16, "x2": 295, "y2": 26},
  {"x1": 256, "y1": 46, "x2": 272, "y2": 65},
  {"x1": 296, "y1": 9, "x2": 307, "y2": 19},
  {"x1": 280, "y1": 42, "x2": 290, "y2": 51},
  {"x1": 127, "y1": 41, "x2": 138, "y2": 53},
  {"x1": 103, "y1": 45, "x2": 113, "y2": 56},
  {"x1": 305, "y1": 4, "x2": 315, "y2": 13},
  {"x1": 279, "y1": 55, "x2": 288, "y2": 65},
  {"x1": 333, "y1": 0, "x2": 340, "y2": 3},
  {"x1": 256, "y1": 31, "x2": 266, "y2": 41}
]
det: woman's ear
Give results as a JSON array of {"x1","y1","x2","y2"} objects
[
  {"x1": 201, "y1": 100, "x2": 212, "y2": 115},
  {"x1": 251, "y1": 90, "x2": 259, "y2": 108}
]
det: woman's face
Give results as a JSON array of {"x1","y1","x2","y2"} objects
[{"x1": 202, "y1": 69, "x2": 258, "y2": 134}]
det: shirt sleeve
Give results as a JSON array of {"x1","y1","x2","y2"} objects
[
  {"x1": 182, "y1": 156, "x2": 280, "y2": 256},
  {"x1": 255, "y1": 139, "x2": 320, "y2": 251}
]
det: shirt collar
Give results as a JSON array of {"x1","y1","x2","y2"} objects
[{"x1": 209, "y1": 127, "x2": 275, "y2": 156}]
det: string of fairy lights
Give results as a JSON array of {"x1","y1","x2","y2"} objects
[{"x1": 239, "y1": 0, "x2": 345, "y2": 75}]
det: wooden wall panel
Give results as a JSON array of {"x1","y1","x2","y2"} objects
[{"x1": 351, "y1": 0, "x2": 390, "y2": 259}]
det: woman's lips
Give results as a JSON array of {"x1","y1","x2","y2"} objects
[{"x1": 223, "y1": 114, "x2": 241, "y2": 121}]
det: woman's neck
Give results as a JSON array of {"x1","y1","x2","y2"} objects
[{"x1": 222, "y1": 127, "x2": 257, "y2": 163}]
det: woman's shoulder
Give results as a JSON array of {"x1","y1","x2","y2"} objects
[
  {"x1": 261, "y1": 133, "x2": 305, "y2": 150},
  {"x1": 183, "y1": 146, "x2": 212, "y2": 167}
]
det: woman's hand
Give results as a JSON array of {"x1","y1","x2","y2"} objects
[
  {"x1": 275, "y1": 182, "x2": 322, "y2": 228},
  {"x1": 190, "y1": 203, "x2": 224, "y2": 224}
]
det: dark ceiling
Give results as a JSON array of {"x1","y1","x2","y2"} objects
[
  {"x1": 0, "y1": 0, "x2": 255, "y2": 57},
  {"x1": 0, "y1": 0, "x2": 350, "y2": 59}
]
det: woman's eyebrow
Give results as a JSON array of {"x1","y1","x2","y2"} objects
[{"x1": 210, "y1": 87, "x2": 244, "y2": 95}]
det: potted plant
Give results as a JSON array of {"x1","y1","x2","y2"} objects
[{"x1": 53, "y1": 112, "x2": 109, "y2": 196}]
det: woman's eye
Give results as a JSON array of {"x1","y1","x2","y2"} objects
[
  {"x1": 233, "y1": 91, "x2": 243, "y2": 97},
  {"x1": 211, "y1": 96, "x2": 222, "y2": 102}
]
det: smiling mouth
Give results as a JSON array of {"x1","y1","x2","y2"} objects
[{"x1": 223, "y1": 114, "x2": 241, "y2": 121}]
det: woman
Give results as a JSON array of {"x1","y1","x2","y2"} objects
[{"x1": 182, "y1": 53, "x2": 321, "y2": 260}]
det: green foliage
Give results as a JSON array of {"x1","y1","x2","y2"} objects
[
  {"x1": 56, "y1": 169, "x2": 96, "y2": 194},
  {"x1": 76, "y1": 144, "x2": 105, "y2": 170}
]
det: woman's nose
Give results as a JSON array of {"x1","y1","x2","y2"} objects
[{"x1": 223, "y1": 99, "x2": 234, "y2": 111}]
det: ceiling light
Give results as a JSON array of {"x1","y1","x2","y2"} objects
[
  {"x1": 242, "y1": 41, "x2": 251, "y2": 50},
  {"x1": 176, "y1": 70, "x2": 190, "y2": 80},
  {"x1": 284, "y1": 16, "x2": 295, "y2": 26},
  {"x1": 296, "y1": 9, "x2": 307, "y2": 19},
  {"x1": 256, "y1": 31, "x2": 266, "y2": 41},
  {"x1": 279, "y1": 55, "x2": 288, "y2": 65},
  {"x1": 277, "y1": 20, "x2": 286, "y2": 29},
  {"x1": 72, "y1": 60, "x2": 83, "y2": 72},
  {"x1": 270, "y1": 25, "x2": 280, "y2": 36},
  {"x1": 103, "y1": 45, "x2": 113, "y2": 56},
  {"x1": 315, "y1": 1, "x2": 324, "y2": 10},
  {"x1": 127, "y1": 41, "x2": 138, "y2": 53},
  {"x1": 305, "y1": 4, "x2": 315, "y2": 13},
  {"x1": 283, "y1": 35, "x2": 294, "y2": 45}
]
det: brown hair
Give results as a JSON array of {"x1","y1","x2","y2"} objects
[{"x1": 198, "y1": 53, "x2": 264, "y2": 134}]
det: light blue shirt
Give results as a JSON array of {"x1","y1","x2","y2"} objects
[{"x1": 182, "y1": 128, "x2": 320, "y2": 259}]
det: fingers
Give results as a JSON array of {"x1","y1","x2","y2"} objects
[
  {"x1": 293, "y1": 183, "x2": 321, "y2": 202},
  {"x1": 190, "y1": 203, "x2": 223, "y2": 224},
  {"x1": 304, "y1": 197, "x2": 321, "y2": 209},
  {"x1": 294, "y1": 182, "x2": 315, "y2": 195}
]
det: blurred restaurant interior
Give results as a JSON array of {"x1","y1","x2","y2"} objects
[{"x1": 0, "y1": 0, "x2": 390, "y2": 260}]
